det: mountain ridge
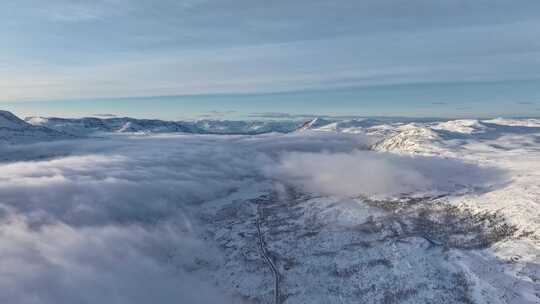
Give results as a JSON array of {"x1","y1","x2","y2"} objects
[{"x1": 0, "y1": 111, "x2": 75, "y2": 144}]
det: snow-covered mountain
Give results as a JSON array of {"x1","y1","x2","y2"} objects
[
  {"x1": 372, "y1": 123, "x2": 445, "y2": 154},
  {"x1": 26, "y1": 116, "x2": 301, "y2": 136},
  {"x1": 298, "y1": 117, "x2": 391, "y2": 134},
  {"x1": 26, "y1": 116, "x2": 192, "y2": 135},
  {"x1": 431, "y1": 119, "x2": 491, "y2": 134},
  {"x1": 297, "y1": 117, "x2": 335, "y2": 131},
  {"x1": 191, "y1": 119, "x2": 299, "y2": 134},
  {"x1": 12, "y1": 111, "x2": 540, "y2": 155},
  {"x1": 0, "y1": 111, "x2": 74, "y2": 144},
  {"x1": 299, "y1": 116, "x2": 540, "y2": 155}
]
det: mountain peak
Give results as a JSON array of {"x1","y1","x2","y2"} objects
[
  {"x1": 297, "y1": 117, "x2": 332, "y2": 131},
  {"x1": 0, "y1": 110, "x2": 74, "y2": 144},
  {"x1": 0, "y1": 110, "x2": 28, "y2": 130}
]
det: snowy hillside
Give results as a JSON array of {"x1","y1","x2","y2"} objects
[{"x1": 0, "y1": 111, "x2": 74, "y2": 144}]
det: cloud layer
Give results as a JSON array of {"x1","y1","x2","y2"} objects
[{"x1": 269, "y1": 150, "x2": 504, "y2": 198}]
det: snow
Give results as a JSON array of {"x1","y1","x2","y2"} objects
[
  {"x1": 432, "y1": 119, "x2": 489, "y2": 134},
  {"x1": 483, "y1": 118, "x2": 540, "y2": 128},
  {"x1": 297, "y1": 117, "x2": 334, "y2": 131},
  {"x1": 25, "y1": 116, "x2": 49, "y2": 126},
  {"x1": 25, "y1": 115, "x2": 301, "y2": 135},
  {"x1": 0, "y1": 111, "x2": 74, "y2": 145},
  {"x1": 0, "y1": 110, "x2": 30, "y2": 129},
  {"x1": 1, "y1": 109, "x2": 539, "y2": 303},
  {"x1": 373, "y1": 123, "x2": 446, "y2": 155}
]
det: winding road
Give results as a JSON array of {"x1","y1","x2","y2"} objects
[{"x1": 255, "y1": 204, "x2": 281, "y2": 304}]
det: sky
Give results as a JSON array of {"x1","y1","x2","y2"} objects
[{"x1": 1, "y1": 0, "x2": 540, "y2": 119}]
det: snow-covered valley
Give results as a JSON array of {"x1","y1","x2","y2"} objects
[{"x1": 0, "y1": 111, "x2": 539, "y2": 303}]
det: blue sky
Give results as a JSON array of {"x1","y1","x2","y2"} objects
[{"x1": 1, "y1": 0, "x2": 540, "y2": 119}]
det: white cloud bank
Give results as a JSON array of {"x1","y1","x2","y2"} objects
[
  {"x1": 0, "y1": 132, "x2": 505, "y2": 303},
  {"x1": 269, "y1": 150, "x2": 505, "y2": 198}
]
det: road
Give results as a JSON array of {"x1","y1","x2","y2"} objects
[{"x1": 255, "y1": 204, "x2": 281, "y2": 304}]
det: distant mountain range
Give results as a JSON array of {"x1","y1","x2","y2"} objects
[
  {"x1": 24, "y1": 115, "x2": 434, "y2": 137},
  {"x1": 25, "y1": 115, "x2": 302, "y2": 136},
  {"x1": 2, "y1": 110, "x2": 540, "y2": 152}
]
